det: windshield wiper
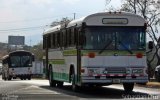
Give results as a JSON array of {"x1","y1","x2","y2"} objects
[
  {"x1": 118, "y1": 41, "x2": 133, "y2": 54},
  {"x1": 98, "y1": 40, "x2": 112, "y2": 54}
]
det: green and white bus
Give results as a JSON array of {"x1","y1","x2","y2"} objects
[
  {"x1": 43, "y1": 12, "x2": 148, "y2": 92},
  {"x1": 2, "y1": 50, "x2": 34, "y2": 80}
]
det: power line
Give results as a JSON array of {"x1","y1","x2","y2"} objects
[
  {"x1": 0, "y1": 25, "x2": 46, "y2": 32},
  {"x1": 0, "y1": 13, "x2": 74, "y2": 23}
]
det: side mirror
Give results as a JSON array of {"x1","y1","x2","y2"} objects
[
  {"x1": 148, "y1": 41, "x2": 154, "y2": 49},
  {"x1": 2, "y1": 60, "x2": 5, "y2": 65}
]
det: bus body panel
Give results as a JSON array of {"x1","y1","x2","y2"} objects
[
  {"x1": 48, "y1": 49, "x2": 77, "y2": 82},
  {"x1": 8, "y1": 67, "x2": 32, "y2": 76}
]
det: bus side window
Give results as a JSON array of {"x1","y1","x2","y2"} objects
[
  {"x1": 68, "y1": 29, "x2": 72, "y2": 47},
  {"x1": 74, "y1": 28, "x2": 77, "y2": 46},
  {"x1": 47, "y1": 34, "x2": 51, "y2": 49},
  {"x1": 57, "y1": 32, "x2": 60, "y2": 48},
  {"x1": 60, "y1": 32, "x2": 63, "y2": 48},
  {"x1": 63, "y1": 30, "x2": 67, "y2": 48},
  {"x1": 52, "y1": 34, "x2": 55, "y2": 48},
  {"x1": 71, "y1": 28, "x2": 74, "y2": 47}
]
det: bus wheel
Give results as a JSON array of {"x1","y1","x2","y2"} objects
[
  {"x1": 71, "y1": 71, "x2": 79, "y2": 92},
  {"x1": 57, "y1": 81, "x2": 63, "y2": 87},
  {"x1": 123, "y1": 83, "x2": 134, "y2": 92},
  {"x1": 4, "y1": 76, "x2": 7, "y2": 81},
  {"x1": 20, "y1": 77, "x2": 23, "y2": 80},
  {"x1": 8, "y1": 76, "x2": 12, "y2": 80},
  {"x1": 49, "y1": 66, "x2": 56, "y2": 87},
  {"x1": 28, "y1": 76, "x2": 31, "y2": 80}
]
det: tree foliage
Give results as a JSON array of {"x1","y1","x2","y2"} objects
[
  {"x1": 120, "y1": 0, "x2": 160, "y2": 77},
  {"x1": 105, "y1": 0, "x2": 160, "y2": 77},
  {"x1": 50, "y1": 17, "x2": 72, "y2": 27},
  {"x1": 121, "y1": 0, "x2": 160, "y2": 43},
  {"x1": 30, "y1": 41, "x2": 43, "y2": 61}
]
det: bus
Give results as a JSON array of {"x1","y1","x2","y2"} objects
[
  {"x1": 43, "y1": 12, "x2": 148, "y2": 92},
  {"x1": 2, "y1": 50, "x2": 34, "y2": 80}
]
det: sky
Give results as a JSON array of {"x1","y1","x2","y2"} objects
[{"x1": 0, "y1": 0, "x2": 122, "y2": 46}]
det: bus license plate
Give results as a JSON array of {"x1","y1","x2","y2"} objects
[{"x1": 112, "y1": 79, "x2": 120, "y2": 83}]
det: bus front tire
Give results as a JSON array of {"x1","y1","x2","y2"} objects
[
  {"x1": 49, "y1": 66, "x2": 56, "y2": 87},
  {"x1": 20, "y1": 77, "x2": 23, "y2": 80},
  {"x1": 71, "y1": 71, "x2": 79, "y2": 92},
  {"x1": 57, "y1": 81, "x2": 63, "y2": 87},
  {"x1": 8, "y1": 76, "x2": 12, "y2": 80},
  {"x1": 123, "y1": 83, "x2": 134, "y2": 92}
]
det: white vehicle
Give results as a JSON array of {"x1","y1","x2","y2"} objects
[
  {"x1": 0, "y1": 63, "x2": 2, "y2": 75},
  {"x1": 2, "y1": 50, "x2": 34, "y2": 80},
  {"x1": 155, "y1": 65, "x2": 160, "y2": 82},
  {"x1": 43, "y1": 12, "x2": 148, "y2": 92}
]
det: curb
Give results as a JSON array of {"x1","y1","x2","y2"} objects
[{"x1": 137, "y1": 82, "x2": 160, "y2": 88}]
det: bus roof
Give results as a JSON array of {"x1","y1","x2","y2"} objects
[
  {"x1": 44, "y1": 12, "x2": 146, "y2": 35},
  {"x1": 2, "y1": 50, "x2": 33, "y2": 59},
  {"x1": 43, "y1": 25, "x2": 61, "y2": 35},
  {"x1": 9, "y1": 50, "x2": 33, "y2": 55},
  {"x1": 67, "y1": 12, "x2": 146, "y2": 27}
]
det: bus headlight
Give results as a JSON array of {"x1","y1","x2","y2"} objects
[{"x1": 132, "y1": 69, "x2": 143, "y2": 74}]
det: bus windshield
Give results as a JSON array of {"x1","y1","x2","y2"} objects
[
  {"x1": 10, "y1": 56, "x2": 32, "y2": 67},
  {"x1": 82, "y1": 26, "x2": 145, "y2": 50}
]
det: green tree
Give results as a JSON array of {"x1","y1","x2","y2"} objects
[
  {"x1": 50, "y1": 17, "x2": 72, "y2": 27},
  {"x1": 31, "y1": 41, "x2": 43, "y2": 61}
]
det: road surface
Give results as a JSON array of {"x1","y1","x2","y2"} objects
[{"x1": 0, "y1": 75, "x2": 159, "y2": 100}]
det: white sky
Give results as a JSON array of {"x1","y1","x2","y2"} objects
[{"x1": 0, "y1": 0, "x2": 122, "y2": 45}]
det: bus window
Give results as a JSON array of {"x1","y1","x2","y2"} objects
[
  {"x1": 74, "y1": 28, "x2": 78, "y2": 46},
  {"x1": 21, "y1": 56, "x2": 32, "y2": 67},
  {"x1": 47, "y1": 34, "x2": 51, "y2": 48},
  {"x1": 10, "y1": 56, "x2": 21, "y2": 67},
  {"x1": 84, "y1": 27, "x2": 115, "y2": 50}
]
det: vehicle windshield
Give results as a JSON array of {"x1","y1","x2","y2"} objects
[
  {"x1": 82, "y1": 26, "x2": 145, "y2": 50},
  {"x1": 10, "y1": 56, "x2": 32, "y2": 67}
]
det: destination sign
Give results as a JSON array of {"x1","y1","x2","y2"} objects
[{"x1": 102, "y1": 18, "x2": 128, "y2": 24}]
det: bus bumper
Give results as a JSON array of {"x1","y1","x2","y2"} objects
[{"x1": 81, "y1": 76, "x2": 148, "y2": 84}]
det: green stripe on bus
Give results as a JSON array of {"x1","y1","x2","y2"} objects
[
  {"x1": 63, "y1": 49, "x2": 77, "y2": 56},
  {"x1": 52, "y1": 72, "x2": 69, "y2": 82},
  {"x1": 49, "y1": 59, "x2": 65, "y2": 64}
]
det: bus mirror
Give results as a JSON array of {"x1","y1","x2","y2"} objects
[
  {"x1": 82, "y1": 22, "x2": 86, "y2": 29},
  {"x1": 2, "y1": 60, "x2": 5, "y2": 65},
  {"x1": 144, "y1": 23, "x2": 147, "y2": 30},
  {"x1": 148, "y1": 41, "x2": 153, "y2": 49}
]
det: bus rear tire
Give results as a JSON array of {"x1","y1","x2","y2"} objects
[
  {"x1": 28, "y1": 76, "x2": 31, "y2": 80},
  {"x1": 49, "y1": 66, "x2": 56, "y2": 87},
  {"x1": 123, "y1": 83, "x2": 134, "y2": 92}
]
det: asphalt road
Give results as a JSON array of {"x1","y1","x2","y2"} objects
[{"x1": 0, "y1": 75, "x2": 160, "y2": 100}]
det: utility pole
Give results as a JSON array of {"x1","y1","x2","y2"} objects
[{"x1": 74, "y1": 13, "x2": 76, "y2": 20}]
